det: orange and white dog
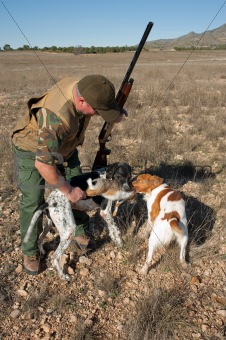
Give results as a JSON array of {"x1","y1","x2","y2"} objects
[{"x1": 132, "y1": 174, "x2": 188, "y2": 275}]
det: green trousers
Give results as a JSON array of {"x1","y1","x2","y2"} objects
[{"x1": 14, "y1": 146, "x2": 89, "y2": 256}]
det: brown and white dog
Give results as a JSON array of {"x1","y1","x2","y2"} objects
[{"x1": 132, "y1": 174, "x2": 188, "y2": 275}]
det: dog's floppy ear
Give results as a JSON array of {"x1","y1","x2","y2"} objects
[
  {"x1": 106, "y1": 163, "x2": 119, "y2": 179},
  {"x1": 106, "y1": 162, "x2": 132, "y2": 181},
  {"x1": 149, "y1": 175, "x2": 164, "y2": 188}
]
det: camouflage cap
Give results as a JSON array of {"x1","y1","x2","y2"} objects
[{"x1": 77, "y1": 75, "x2": 120, "y2": 123}]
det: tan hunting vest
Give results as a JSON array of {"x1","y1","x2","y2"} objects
[{"x1": 12, "y1": 77, "x2": 91, "y2": 160}]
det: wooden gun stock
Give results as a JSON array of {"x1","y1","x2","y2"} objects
[{"x1": 117, "y1": 80, "x2": 134, "y2": 110}]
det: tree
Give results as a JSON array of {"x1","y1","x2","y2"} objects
[
  {"x1": 23, "y1": 45, "x2": 30, "y2": 50},
  {"x1": 3, "y1": 44, "x2": 13, "y2": 51},
  {"x1": 74, "y1": 45, "x2": 84, "y2": 55},
  {"x1": 50, "y1": 46, "x2": 57, "y2": 51}
]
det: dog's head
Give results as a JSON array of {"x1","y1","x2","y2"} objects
[
  {"x1": 85, "y1": 177, "x2": 111, "y2": 196},
  {"x1": 132, "y1": 174, "x2": 164, "y2": 194},
  {"x1": 86, "y1": 162, "x2": 135, "y2": 201},
  {"x1": 106, "y1": 162, "x2": 132, "y2": 192}
]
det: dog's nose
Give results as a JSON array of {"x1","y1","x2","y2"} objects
[{"x1": 123, "y1": 182, "x2": 132, "y2": 192}]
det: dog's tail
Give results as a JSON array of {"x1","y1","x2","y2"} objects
[
  {"x1": 169, "y1": 218, "x2": 182, "y2": 234},
  {"x1": 162, "y1": 211, "x2": 183, "y2": 234},
  {"x1": 23, "y1": 203, "x2": 49, "y2": 243}
]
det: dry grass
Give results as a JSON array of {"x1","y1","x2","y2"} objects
[
  {"x1": 122, "y1": 283, "x2": 191, "y2": 340},
  {"x1": 1, "y1": 50, "x2": 226, "y2": 170},
  {"x1": 0, "y1": 50, "x2": 226, "y2": 339},
  {"x1": 92, "y1": 267, "x2": 121, "y2": 299}
]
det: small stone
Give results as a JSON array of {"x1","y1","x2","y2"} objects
[
  {"x1": 216, "y1": 309, "x2": 226, "y2": 318},
  {"x1": 219, "y1": 245, "x2": 226, "y2": 254},
  {"x1": 69, "y1": 251, "x2": 77, "y2": 262},
  {"x1": 10, "y1": 309, "x2": 20, "y2": 318},
  {"x1": 45, "y1": 232, "x2": 53, "y2": 240},
  {"x1": 42, "y1": 336, "x2": 50, "y2": 340},
  {"x1": 203, "y1": 269, "x2": 212, "y2": 276},
  {"x1": 190, "y1": 276, "x2": 201, "y2": 286},
  {"x1": 15, "y1": 264, "x2": 23, "y2": 273},
  {"x1": 42, "y1": 324, "x2": 50, "y2": 333},
  {"x1": 190, "y1": 285, "x2": 198, "y2": 292},
  {"x1": 84, "y1": 318, "x2": 93, "y2": 327},
  {"x1": 70, "y1": 314, "x2": 77, "y2": 323},
  {"x1": 17, "y1": 289, "x2": 28, "y2": 297},
  {"x1": 61, "y1": 254, "x2": 68, "y2": 267},
  {"x1": 192, "y1": 333, "x2": 201, "y2": 338},
  {"x1": 131, "y1": 220, "x2": 136, "y2": 228},
  {"x1": 26, "y1": 312, "x2": 34, "y2": 319},
  {"x1": 117, "y1": 324, "x2": 123, "y2": 331},
  {"x1": 211, "y1": 294, "x2": 226, "y2": 305},
  {"x1": 201, "y1": 324, "x2": 209, "y2": 332},
  {"x1": 3, "y1": 208, "x2": 11, "y2": 216},
  {"x1": 126, "y1": 281, "x2": 135, "y2": 288},
  {"x1": 12, "y1": 303, "x2": 20, "y2": 309},
  {"x1": 196, "y1": 318, "x2": 202, "y2": 325},
  {"x1": 116, "y1": 252, "x2": 123, "y2": 260},
  {"x1": 124, "y1": 297, "x2": 130, "y2": 304},
  {"x1": 98, "y1": 290, "x2": 106, "y2": 297},
  {"x1": 79, "y1": 268, "x2": 89, "y2": 277},
  {"x1": 109, "y1": 250, "x2": 116, "y2": 259},
  {"x1": 79, "y1": 256, "x2": 92, "y2": 266},
  {"x1": 67, "y1": 266, "x2": 74, "y2": 275},
  {"x1": 127, "y1": 270, "x2": 137, "y2": 277}
]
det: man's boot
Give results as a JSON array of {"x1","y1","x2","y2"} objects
[{"x1": 23, "y1": 255, "x2": 40, "y2": 275}]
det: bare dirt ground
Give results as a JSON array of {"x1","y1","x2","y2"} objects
[{"x1": 0, "y1": 50, "x2": 226, "y2": 339}]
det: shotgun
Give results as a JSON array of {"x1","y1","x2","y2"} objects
[{"x1": 92, "y1": 22, "x2": 154, "y2": 170}]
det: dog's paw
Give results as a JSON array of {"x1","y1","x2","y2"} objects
[
  {"x1": 63, "y1": 274, "x2": 71, "y2": 281},
  {"x1": 180, "y1": 260, "x2": 190, "y2": 269},
  {"x1": 115, "y1": 239, "x2": 123, "y2": 248}
]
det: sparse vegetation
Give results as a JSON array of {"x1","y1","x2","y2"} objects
[
  {"x1": 123, "y1": 283, "x2": 191, "y2": 339},
  {"x1": 0, "y1": 50, "x2": 225, "y2": 339}
]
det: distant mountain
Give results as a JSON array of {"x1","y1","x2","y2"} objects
[{"x1": 146, "y1": 23, "x2": 226, "y2": 49}]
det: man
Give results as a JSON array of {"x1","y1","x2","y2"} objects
[{"x1": 12, "y1": 74, "x2": 126, "y2": 275}]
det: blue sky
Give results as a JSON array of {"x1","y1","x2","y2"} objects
[{"x1": 1, "y1": 0, "x2": 226, "y2": 49}]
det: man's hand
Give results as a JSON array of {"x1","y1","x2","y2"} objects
[
  {"x1": 113, "y1": 108, "x2": 128, "y2": 123},
  {"x1": 121, "y1": 108, "x2": 128, "y2": 117},
  {"x1": 65, "y1": 186, "x2": 86, "y2": 203},
  {"x1": 35, "y1": 160, "x2": 86, "y2": 203}
]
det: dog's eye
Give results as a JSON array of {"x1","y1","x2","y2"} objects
[{"x1": 100, "y1": 171, "x2": 107, "y2": 179}]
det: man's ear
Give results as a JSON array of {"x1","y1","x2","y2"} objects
[{"x1": 77, "y1": 96, "x2": 86, "y2": 108}]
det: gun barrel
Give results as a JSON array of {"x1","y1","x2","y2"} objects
[{"x1": 116, "y1": 22, "x2": 154, "y2": 101}]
